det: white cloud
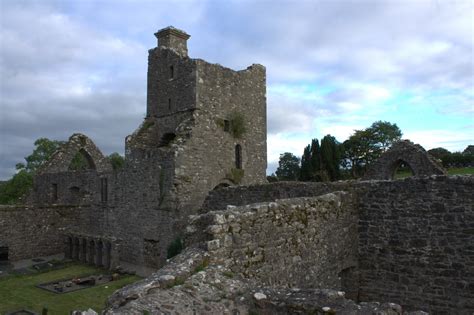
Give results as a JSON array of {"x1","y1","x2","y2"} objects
[{"x1": 404, "y1": 129, "x2": 474, "y2": 152}]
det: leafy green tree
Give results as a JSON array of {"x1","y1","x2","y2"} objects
[
  {"x1": 300, "y1": 135, "x2": 342, "y2": 182},
  {"x1": 428, "y1": 147, "x2": 451, "y2": 166},
  {"x1": 0, "y1": 170, "x2": 33, "y2": 204},
  {"x1": 108, "y1": 152, "x2": 125, "y2": 170},
  {"x1": 367, "y1": 120, "x2": 402, "y2": 152},
  {"x1": 343, "y1": 121, "x2": 402, "y2": 178},
  {"x1": 16, "y1": 138, "x2": 64, "y2": 172},
  {"x1": 1, "y1": 138, "x2": 63, "y2": 204},
  {"x1": 300, "y1": 144, "x2": 313, "y2": 181},
  {"x1": 320, "y1": 135, "x2": 342, "y2": 181},
  {"x1": 275, "y1": 152, "x2": 300, "y2": 181},
  {"x1": 266, "y1": 173, "x2": 279, "y2": 182}
]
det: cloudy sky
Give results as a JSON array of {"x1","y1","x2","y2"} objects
[{"x1": 0, "y1": 0, "x2": 473, "y2": 179}]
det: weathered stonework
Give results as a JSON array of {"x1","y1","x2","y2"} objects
[
  {"x1": 0, "y1": 26, "x2": 267, "y2": 271},
  {"x1": 1, "y1": 26, "x2": 473, "y2": 315},
  {"x1": 363, "y1": 140, "x2": 447, "y2": 180}
]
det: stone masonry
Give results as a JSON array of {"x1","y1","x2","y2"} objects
[
  {"x1": 0, "y1": 26, "x2": 267, "y2": 271},
  {"x1": 363, "y1": 140, "x2": 447, "y2": 180},
  {"x1": 0, "y1": 26, "x2": 472, "y2": 314}
]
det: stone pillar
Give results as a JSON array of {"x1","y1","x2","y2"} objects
[
  {"x1": 95, "y1": 241, "x2": 103, "y2": 267},
  {"x1": 80, "y1": 238, "x2": 87, "y2": 263},
  {"x1": 109, "y1": 240, "x2": 120, "y2": 270},
  {"x1": 73, "y1": 237, "x2": 80, "y2": 260},
  {"x1": 65, "y1": 236, "x2": 72, "y2": 259},
  {"x1": 88, "y1": 240, "x2": 95, "y2": 265},
  {"x1": 104, "y1": 242, "x2": 111, "y2": 269}
]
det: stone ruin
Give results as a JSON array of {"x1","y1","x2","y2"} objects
[
  {"x1": 0, "y1": 26, "x2": 472, "y2": 314},
  {"x1": 363, "y1": 140, "x2": 447, "y2": 180}
]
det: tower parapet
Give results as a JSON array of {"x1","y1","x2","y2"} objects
[{"x1": 155, "y1": 26, "x2": 190, "y2": 57}]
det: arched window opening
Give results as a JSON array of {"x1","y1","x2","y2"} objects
[
  {"x1": 392, "y1": 159, "x2": 414, "y2": 179},
  {"x1": 68, "y1": 149, "x2": 96, "y2": 171},
  {"x1": 235, "y1": 144, "x2": 242, "y2": 169},
  {"x1": 159, "y1": 133, "x2": 176, "y2": 147}
]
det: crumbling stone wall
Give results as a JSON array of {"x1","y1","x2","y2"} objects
[
  {"x1": 186, "y1": 193, "x2": 358, "y2": 290},
  {"x1": 202, "y1": 181, "x2": 352, "y2": 211},
  {"x1": 363, "y1": 140, "x2": 446, "y2": 180},
  {"x1": 0, "y1": 204, "x2": 87, "y2": 260},
  {"x1": 357, "y1": 175, "x2": 474, "y2": 314}
]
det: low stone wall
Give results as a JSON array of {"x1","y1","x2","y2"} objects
[
  {"x1": 357, "y1": 175, "x2": 474, "y2": 314},
  {"x1": 187, "y1": 192, "x2": 358, "y2": 290},
  {"x1": 202, "y1": 181, "x2": 352, "y2": 211},
  {"x1": 0, "y1": 205, "x2": 86, "y2": 261}
]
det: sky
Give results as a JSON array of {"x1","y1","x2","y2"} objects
[{"x1": 0, "y1": 0, "x2": 473, "y2": 179}]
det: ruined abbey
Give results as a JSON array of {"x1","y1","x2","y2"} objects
[{"x1": 0, "y1": 27, "x2": 473, "y2": 314}]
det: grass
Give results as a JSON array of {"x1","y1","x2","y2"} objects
[
  {"x1": 0, "y1": 263, "x2": 140, "y2": 315},
  {"x1": 447, "y1": 167, "x2": 474, "y2": 175},
  {"x1": 394, "y1": 167, "x2": 474, "y2": 179}
]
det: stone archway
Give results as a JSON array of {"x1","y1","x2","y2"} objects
[
  {"x1": 38, "y1": 133, "x2": 112, "y2": 174},
  {"x1": 363, "y1": 140, "x2": 447, "y2": 180}
]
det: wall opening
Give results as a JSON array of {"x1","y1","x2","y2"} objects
[
  {"x1": 213, "y1": 183, "x2": 231, "y2": 190},
  {"x1": 0, "y1": 246, "x2": 8, "y2": 261},
  {"x1": 339, "y1": 266, "x2": 359, "y2": 301},
  {"x1": 169, "y1": 65, "x2": 174, "y2": 79},
  {"x1": 235, "y1": 144, "x2": 242, "y2": 169},
  {"x1": 392, "y1": 159, "x2": 415, "y2": 179},
  {"x1": 68, "y1": 149, "x2": 96, "y2": 171},
  {"x1": 159, "y1": 133, "x2": 176, "y2": 147},
  {"x1": 52, "y1": 183, "x2": 58, "y2": 202},
  {"x1": 224, "y1": 120, "x2": 230, "y2": 132},
  {"x1": 168, "y1": 98, "x2": 172, "y2": 111},
  {"x1": 101, "y1": 178, "x2": 108, "y2": 203}
]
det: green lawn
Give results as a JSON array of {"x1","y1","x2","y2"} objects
[
  {"x1": 447, "y1": 167, "x2": 474, "y2": 175},
  {"x1": 394, "y1": 167, "x2": 474, "y2": 179},
  {"x1": 0, "y1": 264, "x2": 141, "y2": 315}
]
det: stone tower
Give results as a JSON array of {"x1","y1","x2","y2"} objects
[{"x1": 123, "y1": 26, "x2": 267, "y2": 266}]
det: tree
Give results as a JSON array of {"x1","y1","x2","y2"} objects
[
  {"x1": 16, "y1": 138, "x2": 64, "y2": 172},
  {"x1": 299, "y1": 135, "x2": 342, "y2": 182},
  {"x1": 1, "y1": 138, "x2": 64, "y2": 204},
  {"x1": 300, "y1": 144, "x2": 313, "y2": 181},
  {"x1": 320, "y1": 135, "x2": 342, "y2": 181},
  {"x1": 0, "y1": 170, "x2": 33, "y2": 204},
  {"x1": 275, "y1": 152, "x2": 300, "y2": 181},
  {"x1": 368, "y1": 120, "x2": 402, "y2": 152},
  {"x1": 343, "y1": 121, "x2": 402, "y2": 178},
  {"x1": 108, "y1": 152, "x2": 125, "y2": 170},
  {"x1": 428, "y1": 147, "x2": 451, "y2": 166}
]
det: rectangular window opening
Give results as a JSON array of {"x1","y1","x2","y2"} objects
[
  {"x1": 101, "y1": 178, "x2": 108, "y2": 203},
  {"x1": 52, "y1": 183, "x2": 58, "y2": 202},
  {"x1": 169, "y1": 65, "x2": 174, "y2": 79},
  {"x1": 168, "y1": 98, "x2": 172, "y2": 111},
  {"x1": 224, "y1": 120, "x2": 230, "y2": 132}
]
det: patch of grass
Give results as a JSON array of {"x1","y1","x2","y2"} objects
[
  {"x1": 223, "y1": 271, "x2": 234, "y2": 278},
  {"x1": 447, "y1": 167, "x2": 474, "y2": 175},
  {"x1": 193, "y1": 257, "x2": 209, "y2": 274},
  {"x1": 394, "y1": 169, "x2": 413, "y2": 179},
  {"x1": 227, "y1": 168, "x2": 244, "y2": 184},
  {"x1": 228, "y1": 111, "x2": 247, "y2": 139},
  {"x1": 394, "y1": 167, "x2": 474, "y2": 179},
  {"x1": 0, "y1": 263, "x2": 140, "y2": 315}
]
